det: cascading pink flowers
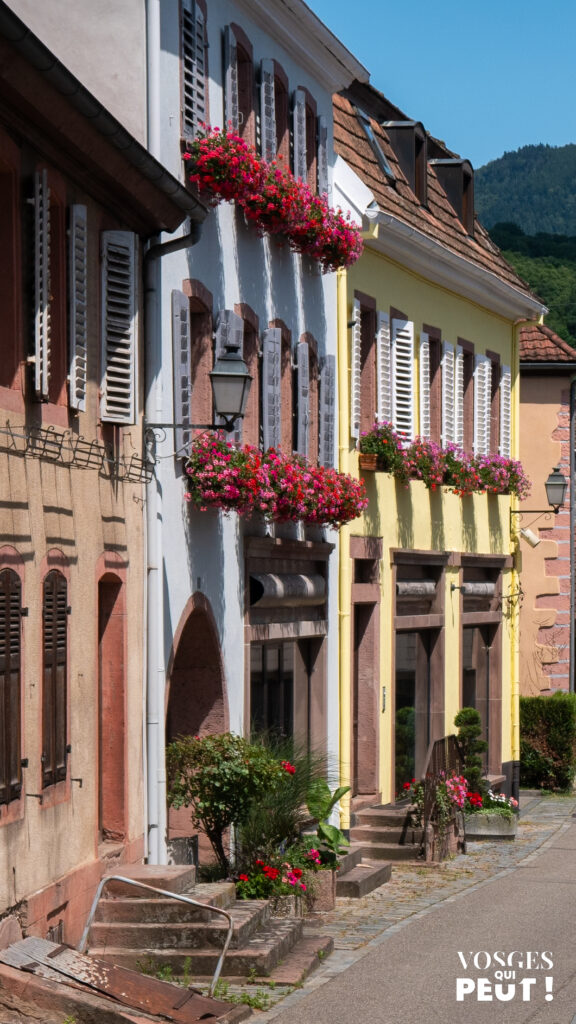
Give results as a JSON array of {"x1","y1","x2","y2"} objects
[
  {"x1": 184, "y1": 125, "x2": 363, "y2": 272},
  {"x1": 184, "y1": 432, "x2": 368, "y2": 528}
]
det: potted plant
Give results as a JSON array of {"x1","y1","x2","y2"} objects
[
  {"x1": 463, "y1": 789, "x2": 519, "y2": 839},
  {"x1": 408, "y1": 773, "x2": 467, "y2": 861},
  {"x1": 304, "y1": 780, "x2": 351, "y2": 909},
  {"x1": 358, "y1": 422, "x2": 408, "y2": 479}
]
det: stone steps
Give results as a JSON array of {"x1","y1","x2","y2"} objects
[
  {"x1": 90, "y1": 901, "x2": 271, "y2": 950},
  {"x1": 336, "y1": 859, "x2": 392, "y2": 897}
]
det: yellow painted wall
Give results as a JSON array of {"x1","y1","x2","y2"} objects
[{"x1": 337, "y1": 247, "x2": 520, "y2": 813}]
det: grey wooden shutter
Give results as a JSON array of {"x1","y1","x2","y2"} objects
[
  {"x1": 499, "y1": 364, "x2": 512, "y2": 457},
  {"x1": 42, "y1": 571, "x2": 67, "y2": 788},
  {"x1": 419, "y1": 332, "x2": 431, "y2": 439},
  {"x1": 101, "y1": 231, "x2": 137, "y2": 424},
  {"x1": 262, "y1": 327, "x2": 282, "y2": 450},
  {"x1": 441, "y1": 341, "x2": 456, "y2": 446},
  {"x1": 0, "y1": 570, "x2": 22, "y2": 805},
  {"x1": 454, "y1": 345, "x2": 464, "y2": 447},
  {"x1": 224, "y1": 25, "x2": 239, "y2": 133},
  {"x1": 317, "y1": 115, "x2": 329, "y2": 196},
  {"x1": 182, "y1": 0, "x2": 206, "y2": 139},
  {"x1": 296, "y1": 341, "x2": 310, "y2": 456},
  {"x1": 319, "y1": 354, "x2": 336, "y2": 467},
  {"x1": 34, "y1": 168, "x2": 51, "y2": 400},
  {"x1": 214, "y1": 309, "x2": 245, "y2": 439},
  {"x1": 69, "y1": 204, "x2": 88, "y2": 412},
  {"x1": 292, "y1": 90, "x2": 307, "y2": 181},
  {"x1": 260, "y1": 59, "x2": 276, "y2": 161},
  {"x1": 172, "y1": 290, "x2": 192, "y2": 455},
  {"x1": 350, "y1": 297, "x2": 362, "y2": 440},
  {"x1": 392, "y1": 319, "x2": 415, "y2": 440},
  {"x1": 473, "y1": 354, "x2": 491, "y2": 455},
  {"x1": 376, "y1": 311, "x2": 392, "y2": 423}
]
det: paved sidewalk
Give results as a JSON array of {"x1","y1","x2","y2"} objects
[{"x1": 245, "y1": 790, "x2": 576, "y2": 1019}]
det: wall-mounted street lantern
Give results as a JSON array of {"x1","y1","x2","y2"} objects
[
  {"x1": 510, "y1": 466, "x2": 568, "y2": 530},
  {"x1": 146, "y1": 343, "x2": 253, "y2": 438}
]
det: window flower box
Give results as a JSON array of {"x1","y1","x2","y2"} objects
[{"x1": 184, "y1": 126, "x2": 363, "y2": 272}]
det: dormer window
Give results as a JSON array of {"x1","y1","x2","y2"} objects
[
  {"x1": 382, "y1": 121, "x2": 427, "y2": 205},
  {"x1": 355, "y1": 107, "x2": 395, "y2": 182},
  {"x1": 429, "y1": 158, "x2": 474, "y2": 235}
]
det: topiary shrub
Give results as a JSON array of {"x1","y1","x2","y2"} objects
[
  {"x1": 520, "y1": 692, "x2": 576, "y2": 790},
  {"x1": 454, "y1": 707, "x2": 488, "y2": 795}
]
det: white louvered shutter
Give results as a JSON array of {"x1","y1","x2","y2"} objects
[
  {"x1": 441, "y1": 341, "x2": 456, "y2": 446},
  {"x1": 214, "y1": 309, "x2": 245, "y2": 440},
  {"x1": 319, "y1": 354, "x2": 336, "y2": 467},
  {"x1": 317, "y1": 115, "x2": 329, "y2": 196},
  {"x1": 473, "y1": 354, "x2": 491, "y2": 455},
  {"x1": 262, "y1": 327, "x2": 282, "y2": 450},
  {"x1": 296, "y1": 341, "x2": 310, "y2": 457},
  {"x1": 454, "y1": 345, "x2": 464, "y2": 447},
  {"x1": 182, "y1": 0, "x2": 206, "y2": 139},
  {"x1": 34, "y1": 169, "x2": 51, "y2": 400},
  {"x1": 419, "y1": 332, "x2": 431, "y2": 439},
  {"x1": 392, "y1": 319, "x2": 415, "y2": 440},
  {"x1": 499, "y1": 364, "x2": 512, "y2": 457},
  {"x1": 171, "y1": 290, "x2": 192, "y2": 455},
  {"x1": 292, "y1": 90, "x2": 307, "y2": 182},
  {"x1": 223, "y1": 25, "x2": 239, "y2": 133},
  {"x1": 68, "y1": 204, "x2": 87, "y2": 412},
  {"x1": 350, "y1": 298, "x2": 362, "y2": 440},
  {"x1": 260, "y1": 59, "x2": 276, "y2": 161},
  {"x1": 376, "y1": 311, "x2": 392, "y2": 423},
  {"x1": 101, "y1": 231, "x2": 137, "y2": 424}
]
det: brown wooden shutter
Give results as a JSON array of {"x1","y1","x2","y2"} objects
[
  {"x1": 42, "y1": 571, "x2": 68, "y2": 788},
  {"x1": 0, "y1": 570, "x2": 22, "y2": 804}
]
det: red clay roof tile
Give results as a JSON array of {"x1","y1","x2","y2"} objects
[{"x1": 519, "y1": 322, "x2": 576, "y2": 362}]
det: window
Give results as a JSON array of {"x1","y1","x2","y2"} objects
[
  {"x1": 224, "y1": 25, "x2": 254, "y2": 145},
  {"x1": 33, "y1": 168, "x2": 67, "y2": 406},
  {"x1": 181, "y1": 0, "x2": 207, "y2": 140},
  {"x1": 42, "y1": 570, "x2": 68, "y2": 788},
  {"x1": 419, "y1": 328, "x2": 441, "y2": 443},
  {"x1": 100, "y1": 231, "x2": 137, "y2": 424},
  {"x1": 250, "y1": 642, "x2": 294, "y2": 739},
  {"x1": 355, "y1": 107, "x2": 395, "y2": 182},
  {"x1": 459, "y1": 341, "x2": 475, "y2": 452},
  {"x1": 350, "y1": 294, "x2": 376, "y2": 439},
  {"x1": 0, "y1": 569, "x2": 22, "y2": 806},
  {"x1": 429, "y1": 159, "x2": 474, "y2": 235}
]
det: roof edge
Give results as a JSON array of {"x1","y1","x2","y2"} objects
[{"x1": 369, "y1": 212, "x2": 546, "y2": 321}]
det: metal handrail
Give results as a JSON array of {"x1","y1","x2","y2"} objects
[{"x1": 77, "y1": 874, "x2": 233, "y2": 996}]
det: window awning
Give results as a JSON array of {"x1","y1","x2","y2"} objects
[{"x1": 249, "y1": 573, "x2": 326, "y2": 608}]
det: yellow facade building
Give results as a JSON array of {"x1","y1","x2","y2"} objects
[{"x1": 333, "y1": 83, "x2": 544, "y2": 820}]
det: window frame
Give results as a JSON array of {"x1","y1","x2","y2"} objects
[{"x1": 41, "y1": 568, "x2": 69, "y2": 790}]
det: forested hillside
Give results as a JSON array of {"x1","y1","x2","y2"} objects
[{"x1": 475, "y1": 144, "x2": 576, "y2": 235}]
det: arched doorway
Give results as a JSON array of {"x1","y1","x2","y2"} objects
[
  {"x1": 166, "y1": 595, "x2": 228, "y2": 845},
  {"x1": 98, "y1": 573, "x2": 126, "y2": 842}
]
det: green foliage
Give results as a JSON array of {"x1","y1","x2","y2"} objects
[
  {"x1": 520, "y1": 693, "x2": 576, "y2": 790},
  {"x1": 454, "y1": 708, "x2": 487, "y2": 796},
  {"x1": 306, "y1": 779, "x2": 350, "y2": 864},
  {"x1": 236, "y1": 737, "x2": 329, "y2": 869},
  {"x1": 395, "y1": 705, "x2": 415, "y2": 793},
  {"x1": 166, "y1": 732, "x2": 283, "y2": 874},
  {"x1": 498, "y1": 247, "x2": 576, "y2": 347},
  {"x1": 475, "y1": 143, "x2": 576, "y2": 235}
]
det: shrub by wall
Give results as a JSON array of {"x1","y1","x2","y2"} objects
[{"x1": 520, "y1": 692, "x2": 576, "y2": 790}]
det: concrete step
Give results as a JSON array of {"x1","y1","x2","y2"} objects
[
  {"x1": 90, "y1": 916, "x2": 306, "y2": 978},
  {"x1": 354, "y1": 805, "x2": 414, "y2": 828},
  {"x1": 336, "y1": 859, "x2": 392, "y2": 897},
  {"x1": 95, "y1": 885, "x2": 238, "y2": 924},
  {"x1": 345, "y1": 833, "x2": 421, "y2": 862},
  {"x1": 350, "y1": 825, "x2": 424, "y2": 845},
  {"x1": 267, "y1": 933, "x2": 334, "y2": 985},
  {"x1": 102, "y1": 864, "x2": 197, "y2": 897},
  {"x1": 89, "y1": 901, "x2": 271, "y2": 951}
]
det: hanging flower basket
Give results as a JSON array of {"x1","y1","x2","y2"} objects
[{"x1": 184, "y1": 126, "x2": 363, "y2": 272}]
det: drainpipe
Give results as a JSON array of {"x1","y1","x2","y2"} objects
[
  {"x1": 144, "y1": 224, "x2": 203, "y2": 866},
  {"x1": 337, "y1": 269, "x2": 353, "y2": 830},
  {"x1": 565, "y1": 380, "x2": 569, "y2": 692}
]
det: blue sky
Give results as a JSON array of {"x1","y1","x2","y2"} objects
[{"x1": 306, "y1": 0, "x2": 576, "y2": 168}]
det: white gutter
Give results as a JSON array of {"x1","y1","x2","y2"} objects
[
  {"x1": 370, "y1": 212, "x2": 547, "y2": 321},
  {"x1": 233, "y1": 0, "x2": 369, "y2": 91}
]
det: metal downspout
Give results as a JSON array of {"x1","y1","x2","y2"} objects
[
  {"x1": 565, "y1": 380, "x2": 569, "y2": 692},
  {"x1": 337, "y1": 269, "x2": 353, "y2": 829}
]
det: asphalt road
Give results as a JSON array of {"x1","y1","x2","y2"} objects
[{"x1": 266, "y1": 817, "x2": 576, "y2": 1024}]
